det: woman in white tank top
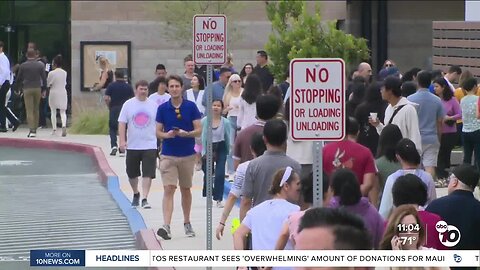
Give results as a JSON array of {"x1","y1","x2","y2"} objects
[
  {"x1": 223, "y1": 74, "x2": 243, "y2": 175},
  {"x1": 185, "y1": 74, "x2": 205, "y2": 170}
]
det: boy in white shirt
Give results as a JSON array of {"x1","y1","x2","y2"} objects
[
  {"x1": 148, "y1": 76, "x2": 171, "y2": 166},
  {"x1": 119, "y1": 80, "x2": 158, "y2": 209},
  {"x1": 148, "y1": 76, "x2": 171, "y2": 107}
]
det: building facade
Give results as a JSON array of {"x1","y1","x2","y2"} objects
[{"x1": 0, "y1": 0, "x2": 471, "y2": 116}]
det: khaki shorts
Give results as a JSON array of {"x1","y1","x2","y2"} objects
[
  {"x1": 422, "y1": 143, "x2": 440, "y2": 168},
  {"x1": 159, "y1": 154, "x2": 196, "y2": 188}
]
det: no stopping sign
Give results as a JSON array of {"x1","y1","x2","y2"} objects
[{"x1": 290, "y1": 58, "x2": 346, "y2": 141}]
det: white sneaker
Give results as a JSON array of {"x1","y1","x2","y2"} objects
[
  {"x1": 216, "y1": 201, "x2": 224, "y2": 208},
  {"x1": 184, "y1": 223, "x2": 196, "y2": 237}
]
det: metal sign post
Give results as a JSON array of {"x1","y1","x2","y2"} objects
[
  {"x1": 313, "y1": 141, "x2": 323, "y2": 207},
  {"x1": 193, "y1": 15, "x2": 227, "y2": 262},
  {"x1": 290, "y1": 58, "x2": 346, "y2": 206},
  {"x1": 205, "y1": 65, "x2": 213, "y2": 253}
]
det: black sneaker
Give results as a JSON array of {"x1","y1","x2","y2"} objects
[
  {"x1": 110, "y1": 147, "x2": 118, "y2": 156},
  {"x1": 141, "y1": 199, "x2": 151, "y2": 209},
  {"x1": 131, "y1": 193, "x2": 140, "y2": 208},
  {"x1": 12, "y1": 122, "x2": 20, "y2": 132},
  {"x1": 157, "y1": 225, "x2": 172, "y2": 240}
]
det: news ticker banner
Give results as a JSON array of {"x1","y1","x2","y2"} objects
[{"x1": 28, "y1": 250, "x2": 480, "y2": 267}]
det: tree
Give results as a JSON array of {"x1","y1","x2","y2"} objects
[
  {"x1": 147, "y1": 1, "x2": 244, "y2": 48},
  {"x1": 265, "y1": 0, "x2": 370, "y2": 82}
]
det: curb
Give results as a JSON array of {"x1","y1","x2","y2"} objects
[{"x1": 0, "y1": 138, "x2": 171, "y2": 270}]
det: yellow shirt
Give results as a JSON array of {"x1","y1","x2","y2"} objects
[{"x1": 454, "y1": 87, "x2": 480, "y2": 102}]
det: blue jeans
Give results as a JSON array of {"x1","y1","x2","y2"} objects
[
  {"x1": 226, "y1": 116, "x2": 237, "y2": 174},
  {"x1": 109, "y1": 106, "x2": 121, "y2": 148},
  {"x1": 202, "y1": 141, "x2": 227, "y2": 201},
  {"x1": 462, "y1": 129, "x2": 480, "y2": 171}
]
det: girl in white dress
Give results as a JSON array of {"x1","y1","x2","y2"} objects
[{"x1": 47, "y1": 55, "x2": 68, "y2": 136}]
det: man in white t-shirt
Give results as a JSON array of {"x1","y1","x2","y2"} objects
[
  {"x1": 148, "y1": 76, "x2": 171, "y2": 161},
  {"x1": 118, "y1": 80, "x2": 158, "y2": 209},
  {"x1": 444, "y1": 65, "x2": 462, "y2": 92}
]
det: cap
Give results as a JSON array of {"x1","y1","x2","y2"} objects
[
  {"x1": 452, "y1": 164, "x2": 480, "y2": 190},
  {"x1": 377, "y1": 68, "x2": 389, "y2": 81},
  {"x1": 387, "y1": 66, "x2": 400, "y2": 77}
]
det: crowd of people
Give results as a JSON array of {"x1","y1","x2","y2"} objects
[
  {"x1": 0, "y1": 41, "x2": 68, "y2": 137},
  {"x1": 108, "y1": 50, "x2": 480, "y2": 262},
  {"x1": 2, "y1": 40, "x2": 480, "y2": 262}
]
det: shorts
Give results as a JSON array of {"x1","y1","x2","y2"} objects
[
  {"x1": 157, "y1": 139, "x2": 163, "y2": 158},
  {"x1": 159, "y1": 154, "x2": 196, "y2": 188},
  {"x1": 421, "y1": 143, "x2": 440, "y2": 167},
  {"x1": 126, "y1": 149, "x2": 157, "y2": 179}
]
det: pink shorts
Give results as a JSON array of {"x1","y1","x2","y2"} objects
[{"x1": 194, "y1": 143, "x2": 202, "y2": 153}]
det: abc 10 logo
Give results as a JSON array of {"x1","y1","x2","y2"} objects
[{"x1": 435, "y1": 221, "x2": 461, "y2": 247}]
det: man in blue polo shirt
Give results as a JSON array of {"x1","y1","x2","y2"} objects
[
  {"x1": 407, "y1": 71, "x2": 445, "y2": 180},
  {"x1": 156, "y1": 74, "x2": 202, "y2": 240}
]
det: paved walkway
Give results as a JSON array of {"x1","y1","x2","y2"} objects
[
  {"x1": 5, "y1": 127, "x2": 478, "y2": 255},
  {"x1": 1, "y1": 127, "x2": 239, "y2": 252}
]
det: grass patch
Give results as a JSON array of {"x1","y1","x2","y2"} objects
[{"x1": 70, "y1": 109, "x2": 109, "y2": 135}]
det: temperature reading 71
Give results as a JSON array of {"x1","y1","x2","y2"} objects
[{"x1": 400, "y1": 236, "x2": 417, "y2": 245}]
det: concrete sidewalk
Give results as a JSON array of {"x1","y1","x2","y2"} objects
[{"x1": 1, "y1": 127, "x2": 238, "y2": 253}]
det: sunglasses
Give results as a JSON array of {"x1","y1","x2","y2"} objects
[
  {"x1": 175, "y1": 108, "x2": 182, "y2": 120},
  {"x1": 232, "y1": 80, "x2": 241, "y2": 83},
  {"x1": 385, "y1": 64, "x2": 393, "y2": 67}
]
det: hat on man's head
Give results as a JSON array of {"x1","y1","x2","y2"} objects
[
  {"x1": 378, "y1": 67, "x2": 401, "y2": 82},
  {"x1": 452, "y1": 164, "x2": 480, "y2": 190}
]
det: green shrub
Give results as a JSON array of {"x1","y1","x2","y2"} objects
[
  {"x1": 70, "y1": 110, "x2": 109, "y2": 135},
  {"x1": 265, "y1": 0, "x2": 370, "y2": 82}
]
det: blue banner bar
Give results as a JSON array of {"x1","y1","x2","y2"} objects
[{"x1": 30, "y1": 250, "x2": 85, "y2": 267}]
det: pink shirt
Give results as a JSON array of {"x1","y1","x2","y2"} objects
[
  {"x1": 287, "y1": 210, "x2": 307, "y2": 246},
  {"x1": 323, "y1": 140, "x2": 377, "y2": 185},
  {"x1": 441, "y1": 98, "x2": 461, "y2": 134},
  {"x1": 418, "y1": 210, "x2": 447, "y2": 250}
]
